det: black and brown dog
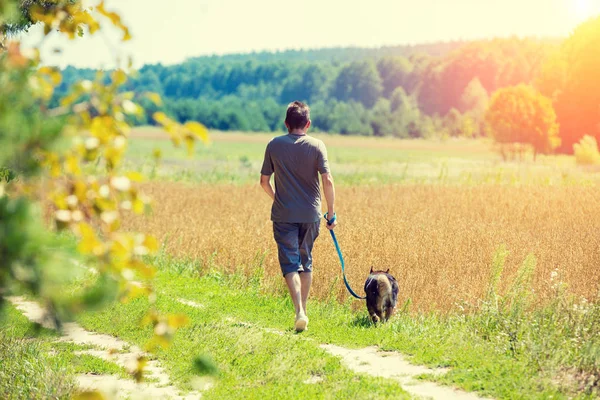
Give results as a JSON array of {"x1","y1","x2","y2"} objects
[{"x1": 364, "y1": 267, "x2": 399, "y2": 324}]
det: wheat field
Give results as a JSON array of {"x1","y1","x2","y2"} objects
[{"x1": 122, "y1": 182, "x2": 600, "y2": 312}]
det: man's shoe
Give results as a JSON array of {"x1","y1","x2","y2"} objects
[{"x1": 295, "y1": 315, "x2": 309, "y2": 332}]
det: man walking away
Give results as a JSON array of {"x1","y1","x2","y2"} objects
[{"x1": 260, "y1": 101, "x2": 337, "y2": 332}]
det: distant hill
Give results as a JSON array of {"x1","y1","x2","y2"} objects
[{"x1": 188, "y1": 41, "x2": 468, "y2": 64}]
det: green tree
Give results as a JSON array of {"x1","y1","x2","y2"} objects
[
  {"x1": 389, "y1": 87, "x2": 421, "y2": 138},
  {"x1": 459, "y1": 78, "x2": 489, "y2": 115},
  {"x1": 486, "y1": 84, "x2": 560, "y2": 160},
  {"x1": 376, "y1": 56, "x2": 413, "y2": 98},
  {"x1": 369, "y1": 98, "x2": 393, "y2": 136},
  {"x1": 331, "y1": 60, "x2": 383, "y2": 108},
  {"x1": 326, "y1": 101, "x2": 372, "y2": 135},
  {"x1": 444, "y1": 108, "x2": 463, "y2": 137}
]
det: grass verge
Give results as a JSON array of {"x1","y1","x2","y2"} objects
[{"x1": 0, "y1": 302, "x2": 130, "y2": 400}]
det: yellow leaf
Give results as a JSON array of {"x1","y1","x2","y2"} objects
[
  {"x1": 153, "y1": 112, "x2": 169, "y2": 124},
  {"x1": 152, "y1": 148, "x2": 162, "y2": 161},
  {"x1": 130, "y1": 260, "x2": 156, "y2": 278},
  {"x1": 52, "y1": 193, "x2": 68, "y2": 209},
  {"x1": 111, "y1": 237, "x2": 131, "y2": 259},
  {"x1": 122, "y1": 284, "x2": 151, "y2": 303},
  {"x1": 60, "y1": 91, "x2": 81, "y2": 107},
  {"x1": 112, "y1": 69, "x2": 127, "y2": 86},
  {"x1": 38, "y1": 66, "x2": 62, "y2": 85},
  {"x1": 65, "y1": 155, "x2": 81, "y2": 176},
  {"x1": 184, "y1": 121, "x2": 210, "y2": 143},
  {"x1": 74, "y1": 180, "x2": 87, "y2": 201},
  {"x1": 132, "y1": 198, "x2": 145, "y2": 214},
  {"x1": 77, "y1": 223, "x2": 103, "y2": 255},
  {"x1": 122, "y1": 28, "x2": 132, "y2": 42},
  {"x1": 142, "y1": 235, "x2": 159, "y2": 253},
  {"x1": 167, "y1": 314, "x2": 189, "y2": 329},
  {"x1": 145, "y1": 92, "x2": 163, "y2": 106},
  {"x1": 126, "y1": 171, "x2": 144, "y2": 182},
  {"x1": 184, "y1": 136, "x2": 194, "y2": 156}
]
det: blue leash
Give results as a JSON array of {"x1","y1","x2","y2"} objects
[{"x1": 325, "y1": 213, "x2": 366, "y2": 300}]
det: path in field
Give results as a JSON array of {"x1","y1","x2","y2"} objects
[
  {"x1": 173, "y1": 296, "x2": 490, "y2": 400},
  {"x1": 8, "y1": 296, "x2": 206, "y2": 400},
  {"x1": 321, "y1": 344, "x2": 488, "y2": 400}
]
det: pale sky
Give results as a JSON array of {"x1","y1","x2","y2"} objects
[{"x1": 19, "y1": 0, "x2": 600, "y2": 69}]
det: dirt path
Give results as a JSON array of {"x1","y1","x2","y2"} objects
[
  {"x1": 8, "y1": 296, "x2": 206, "y2": 400},
  {"x1": 321, "y1": 344, "x2": 488, "y2": 400}
]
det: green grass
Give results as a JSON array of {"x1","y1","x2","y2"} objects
[
  {"x1": 125, "y1": 129, "x2": 599, "y2": 186},
  {"x1": 0, "y1": 303, "x2": 130, "y2": 400},
  {"x1": 75, "y1": 276, "x2": 412, "y2": 399},
  {"x1": 65, "y1": 254, "x2": 600, "y2": 400}
]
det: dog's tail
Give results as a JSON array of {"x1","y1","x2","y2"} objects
[{"x1": 376, "y1": 274, "x2": 392, "y2": 296}]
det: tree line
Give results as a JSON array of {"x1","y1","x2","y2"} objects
[{"x1": 53, "y1": 21, "x2": 599, "y2": 154}]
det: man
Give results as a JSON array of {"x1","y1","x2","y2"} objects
[{"x1": 260, "y1": 101, "x2": 337, "y2": 332}]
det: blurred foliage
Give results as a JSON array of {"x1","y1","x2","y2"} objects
[
  {"x1": 0, "y1": 167, "x2": 16, "y2": 183},
  {"x1": 0, "y1": 0, "x2": 210, "y2": 388}
]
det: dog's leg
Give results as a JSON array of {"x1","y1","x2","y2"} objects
[
  {"x1": 375, "y1": 295, "x2": 386, "y2": 323},
  {"x1": 383, "y1": 297, "x2": 395, "y2": 322},
  {"x1": 367, "y1": 302, "x2": 379, "y2": 324},
  {"x1": 384, "y1": 305, "x2": 394, "y2": 321}
]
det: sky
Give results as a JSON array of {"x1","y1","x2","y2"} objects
[{"x1": 19, "y1": 0, "x2": 600, "y2": 69}]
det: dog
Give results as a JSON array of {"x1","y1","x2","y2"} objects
[{"x1": 364, "y1": 267, "x2": 399, "y2": 324}]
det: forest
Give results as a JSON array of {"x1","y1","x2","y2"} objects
[{"x1": 54, "y1": 29, "x2": 597, "y2": 154}]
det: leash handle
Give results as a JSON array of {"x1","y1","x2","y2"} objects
[
  {"x1": 325, "y1": 217, "x2": 366, "y2": 300},
  {"x1": 324, "y1": 212, "x2": 337, "y2": 227}
]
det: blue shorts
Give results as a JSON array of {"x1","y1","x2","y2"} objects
[{"x1": 273, "y1": 222, "x2": 320, "y2": 276}]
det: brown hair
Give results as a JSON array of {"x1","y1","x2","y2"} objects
[{"x1": 285, "y1": 101, "x2": 310, "y2": 131}]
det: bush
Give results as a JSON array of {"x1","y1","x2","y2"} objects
[{"x1": 573, "y1": 135, "x2": 600, "y2": 165}]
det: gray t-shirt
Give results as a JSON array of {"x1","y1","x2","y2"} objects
[{"x1": 261, "y1": 133, "x2": 330, "y2": 223}]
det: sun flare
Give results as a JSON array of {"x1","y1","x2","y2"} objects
[{"x1": 574, "y1": 0, "x2": 594, "y2": 20}]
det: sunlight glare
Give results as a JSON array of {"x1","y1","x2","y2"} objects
[{"x1": 574, "y1": 0, "x2": 593, "y2": 20}]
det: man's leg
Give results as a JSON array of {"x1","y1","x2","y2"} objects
[
  {"x1": 298, "y1": 222, "x2": 320, "y2": 317},
  {"x1": 300, "y1": 272, "x2": 312, "y2": 315},
  {"x1": 285, "y1": 272, "x2": 305, "y2": 318},
  {"x1": 273, "y1": 222, "x2": 307, "y2": 331}
]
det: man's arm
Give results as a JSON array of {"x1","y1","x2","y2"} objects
[
  {"x1": 321, "y1": 172, "x2": 336, "y2": 230},
  {"x1": 260, "y1": 174, "x2": 275, "y2": 201}
]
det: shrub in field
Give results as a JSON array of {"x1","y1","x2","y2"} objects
[{"x1": 573, "y1": 135, "x2": 600, "y2": 165}]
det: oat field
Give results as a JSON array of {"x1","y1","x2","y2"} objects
[{"x1": 122, "y1": 129, "x2": 600, "y2": 312}]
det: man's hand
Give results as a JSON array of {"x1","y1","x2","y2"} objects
[
  {"x1": 326, "y1": 219, "x2": 337, "y2": 231},
  {"x1": 326, "y1": 212, "x2": 338, "y2": 231},
  {"x1": 321, "y1": 173, "x2": 336, "y2": 230}
]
